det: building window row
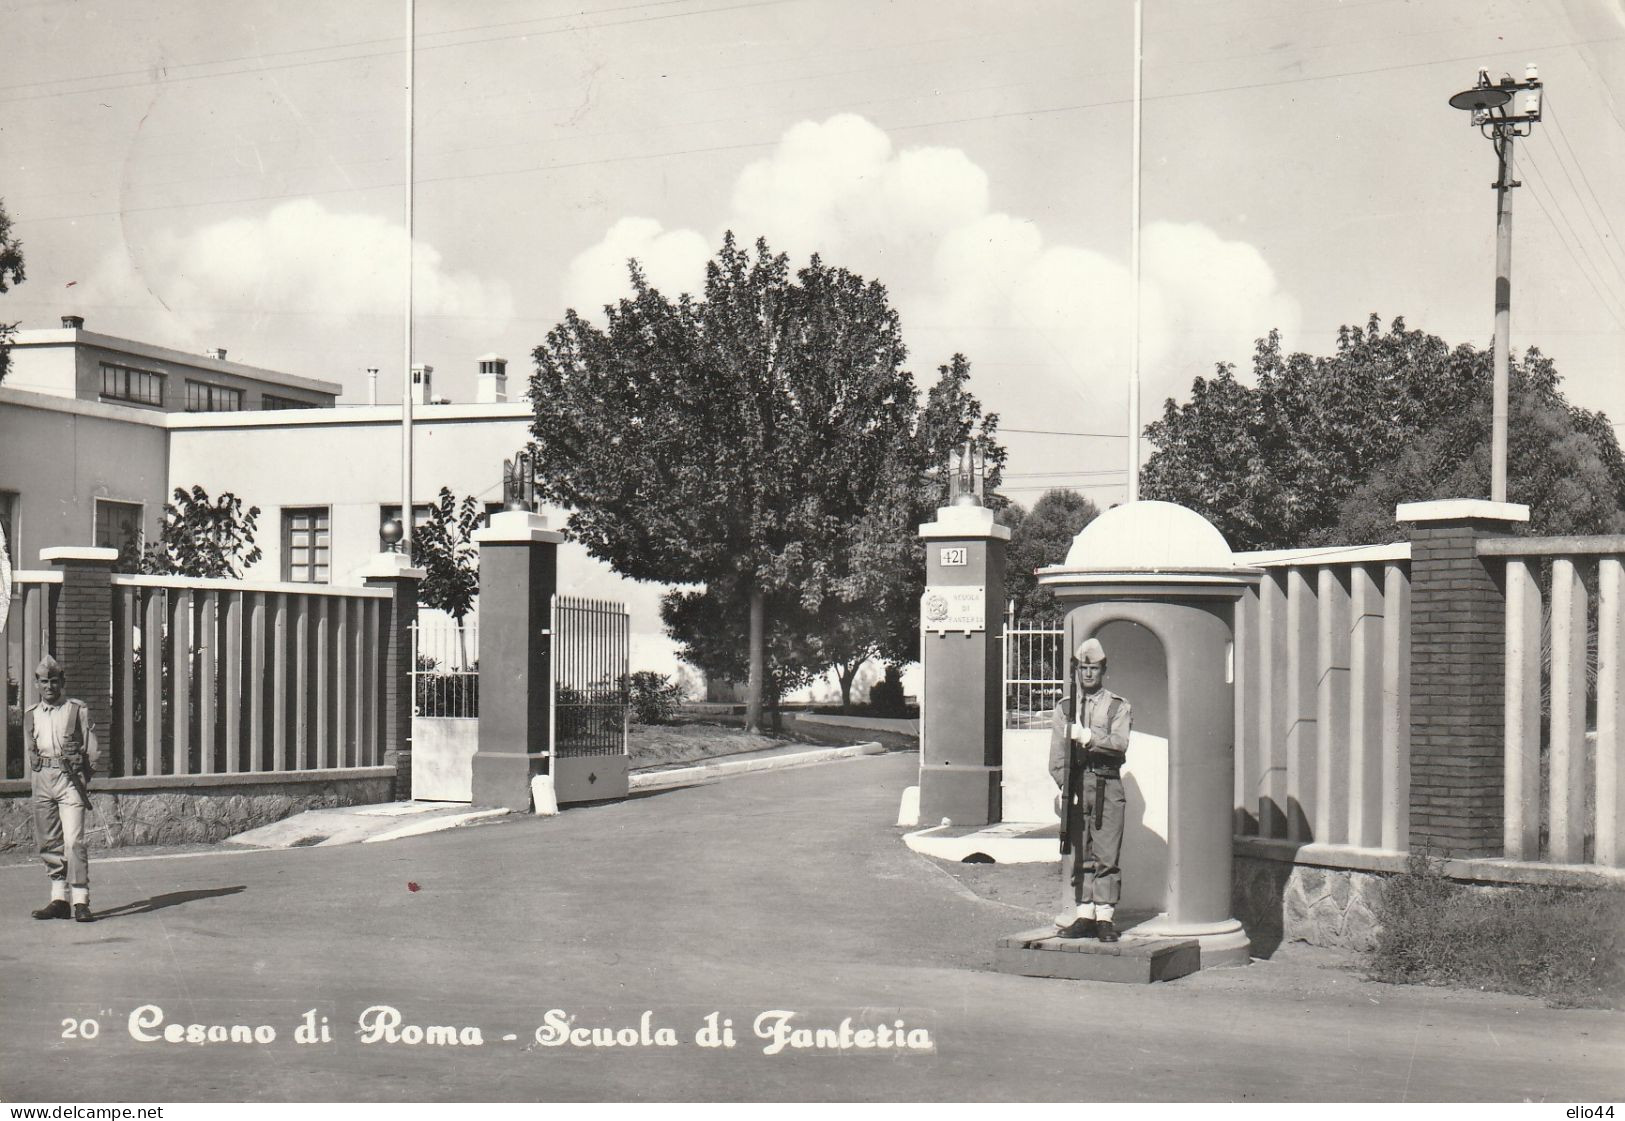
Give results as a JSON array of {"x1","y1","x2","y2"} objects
[
  {"x1": 261, "y1": 394, "x2": 317, "y2": 411},
  {"x1": 185, "y1": 380, "x2": 244, "y2": 412},
  {"x1": 100, "y1": 363, "x2": 165, "y2": 407}
]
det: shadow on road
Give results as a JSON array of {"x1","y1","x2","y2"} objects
[{"x1": 95, "y1": 885, "x2": 247, "y2": 919}]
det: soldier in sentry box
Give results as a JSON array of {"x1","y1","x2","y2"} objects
[
  {"x1": 26, "y1": 654, "x2": 99, "y2": 923},
  {"x1": 1049, "y1": 637, "x2": 1133, "y2": 942}
]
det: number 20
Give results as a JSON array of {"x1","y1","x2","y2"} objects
[{"x1": 61, "y1": 1017, "x2": 100, "y2": 1040}]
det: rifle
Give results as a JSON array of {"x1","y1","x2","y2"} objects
[{"x1": 1059, "y1": 655, "x2": 1078, "y2": 856}]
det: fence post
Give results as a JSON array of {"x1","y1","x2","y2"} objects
[
  {"x1": 40, "y1": 546, "x2": 118, "y2": 742},
  {"x1": 918, "y1": 504, "x2": 1009, "y2": 827},
  {"x1": 1396, "y1": 499, "x2": 1528, "y2": 858},
  {"x1": 470, "y1": 511, "x2": 563, "y2": 811},
  {"x1": 361, "y1": 552, "x2": 424, "y2": 798}
]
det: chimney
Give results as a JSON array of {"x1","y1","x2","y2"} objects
[
  {"x1": 475, "y1": 354, "x2": 508, "y2": 404},
  {"x1": 61, "y1": 315, "x2": 84, "y2": 329},
  {"x1": 411, "y1": 363, "x2": 434, "y2": 406},
  {"x1": 367, "y1": 367, "x2": 379, "y2": 406},
  {"x1": 205, "y1": 347, "x2": 228, "y2": 361}
]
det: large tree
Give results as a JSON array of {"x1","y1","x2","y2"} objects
[
  {"x1": 1141, "y1": 316, "x2": 1625, "y2": 549},
  {"x1": 531, "y1": 234, "x2": 998, "y2": 731},
  {"x1": 0, "y1": 197, "x2": 25, "y2": 385},
  {"x1": 1002, "y1": 488, "x2": 1100, "y2": 619}
]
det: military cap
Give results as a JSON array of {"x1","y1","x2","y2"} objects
[
  {"x1": 1076, "y1": 637, "x2": 1107, "y2": 665},
  {"x1": 35, "y1": 653, "x2": 65, "y2": 678}
]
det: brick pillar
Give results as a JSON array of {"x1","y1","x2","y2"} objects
[
  {"x1": 362, "y1": 552, "x2": 424, "y2": 799},
  {"x1": 1397, "y1": 499, "x2": 1528, "y2": 857},
  {"x1": 918, "y1": 504, "x2": 1009, "y2": 827},
  {"x1": 40, "y1": 546, "x2": 118, "y2": 736},
  {"x1": 471, "y1": 511, "x2": 562, "y2": 812}
]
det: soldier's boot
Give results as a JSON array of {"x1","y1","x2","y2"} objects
[
  {"x1": 1096, "y1": 920, "x2": 1120, "y2": 943},
  {"x1": 72, "y1": 903, "x2": 96, "y2": 923},
  {"x1": 1055, "y1": 918, "x2": 1098, "y2": 939},
  {"x1": 32, "y1": 899, "x2": 71, "y2": 920}
]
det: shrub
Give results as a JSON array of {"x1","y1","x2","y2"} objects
[
  {"x1": 1369, "y1": 855, "x2": 1625, "y2": 1008},
  {"x1": 623, "y1": 671, "x2": 684, "y2": 725},
  {"x1": 868, "y1": 665, "x2": 906, "y2": 715}
]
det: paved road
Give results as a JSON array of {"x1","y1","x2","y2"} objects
[{"x1": 2, "y1": 753, "x2": 1621, "y2": 1102}]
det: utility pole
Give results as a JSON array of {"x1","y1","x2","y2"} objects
[
  {"x1": 1449, "y1": 64, "x2": 1543, "y2": 504},
  {"x1": 401, "y1": 0, "x2": 416, "y2": 549}
]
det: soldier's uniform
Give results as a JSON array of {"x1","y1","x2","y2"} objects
[
  {"x1": 26, "y1": 656, "x2": 99, "y2": 922},
  {"x1": 1048, "y1": 638, "x2": 1132, "y2": 940}
]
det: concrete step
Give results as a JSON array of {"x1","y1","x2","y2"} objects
[{"x1": 993, "y1": 926, "x2": 1200, "y2": 983}]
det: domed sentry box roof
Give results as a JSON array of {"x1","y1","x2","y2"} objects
[{"x1": 1037, "y1": 500, "x2": 1260, "y2": 595}]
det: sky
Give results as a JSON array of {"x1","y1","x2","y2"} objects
[{"x1": 3, "y1": 0, "x2": 1624, "y2": 508}]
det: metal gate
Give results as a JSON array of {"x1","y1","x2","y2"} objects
[
  {"x1": 550, "y1": 594, "x2": 630, "y2": 803},
  {"x1": 1002, "y1": 608, "x2": 1066, "y2": 822}
]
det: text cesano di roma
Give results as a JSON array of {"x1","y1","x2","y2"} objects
[{"x1": 115, "y1": 1005, "x2": 936, "y2": 1055}]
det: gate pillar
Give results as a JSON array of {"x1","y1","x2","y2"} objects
[
  {"x1": 471, "y1": 511, "x2": 564, "y2": 811},
  {"x1": 918, "y1": 504, "x2": 1009, "y2": 827}
]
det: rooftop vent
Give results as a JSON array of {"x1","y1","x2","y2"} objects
[
  {"x1": 61, "y1": 315, "x2": 84, "y2": 329},
  {"x1": 206, "y1": 347, "x2": 228, "y2": 360}
]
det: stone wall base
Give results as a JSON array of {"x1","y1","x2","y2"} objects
[
  {"x1": 1234, "y1": 854, "x2": 1385, "y2": 952},
  {"x1": 0, "y1": 774, "x2": 394, "y2": 852}
]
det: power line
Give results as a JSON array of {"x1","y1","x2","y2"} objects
[
  {"x1": 0, "y1": 0, "x2": 802, "y2": 105},
  {"x1": 1541, "y1": 93, "x2": 1625, "y2": 285},
  {"x1": 15, "y1": 32, "x2": 1625, "y2": 227},
  {"x1": 1519, "y1": 156, "x2": 1625, "y2": 331},
  {"x1": 1002, "y1": 427, "x2": 1128, "y2": 438}
]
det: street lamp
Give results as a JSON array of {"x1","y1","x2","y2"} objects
[{"x1": 1448, "y1": 63, "x2": 1543, "y2": 504}]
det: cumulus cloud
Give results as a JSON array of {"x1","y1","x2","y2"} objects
[
  {"x1": 89, "y1": 198, "x2": 513, "y2": 346},
  {"x1": 562, "y1": 113, "x2": 1299, "y2": 432}
]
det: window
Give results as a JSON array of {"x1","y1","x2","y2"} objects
[
  {"x1": 94, "y1": 499, "x2": 144, "y2": 561},
  {"x1": 186, "y1": 380, "x2": 244, "y2": 412},
  {"x1": 379, "y1": 504, "x2": 433, "y2": 550},
  {"x1": 282, "y1": 508, "x2": 330, "y2": 584},
  {"x1": 0, "y1": 490, "x2": 18, "y2": 565},
  {"x1": 100, "y1": 363, "x2": 165, "y2": 407},
  {"x1": 261, "y1": 394, "x2": 317, "y2": 411}
]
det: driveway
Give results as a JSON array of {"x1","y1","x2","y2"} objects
[{"x1": 1, "y1": 752, "x2": 1619, "y2": 1102}]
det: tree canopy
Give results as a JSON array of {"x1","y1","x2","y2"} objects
[
  {"x1": 1002, "y1": 488, "x2": 1100, "y2": 619},
  {"x1": 0, "y1": 197, "x2": 26, "y2": 385},
  {"x1": 530, "y1": 234, "x2": 1000, "y2": 728},
  {"x1": 134, "y1": 486, "x2": 262, "y2": 578},
  {"x1": 1140, "y1": 316, "x2": 1625, "y2": 549}
]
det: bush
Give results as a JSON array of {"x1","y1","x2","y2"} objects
[
  {"x1": 622, "y1": 671, "x2": 684, "y2": 725},
  {"x1": 1369, "y1": 855, "x2": 1625, "y2": 1008},
  {"x1": 414, "y1": 654, "x2": 479, "y2": 718},
  {"x1": 868, "y1": 665, "x2": 906, "y2": 715}
]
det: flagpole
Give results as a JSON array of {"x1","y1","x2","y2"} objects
[
  {"x1": 1126, "y1": 0, "x2": 1143, "y2": 503},
  {"x1": 401, "y1": 0, "x2": 416, "y2": 548}
]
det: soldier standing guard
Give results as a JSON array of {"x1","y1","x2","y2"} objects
[
  {"x1": 26, "y1": 655, "x2": 99, "y2": 923},
  {"x1": 1049, "y1": 638, "x2": 1133, "y2": 942}
]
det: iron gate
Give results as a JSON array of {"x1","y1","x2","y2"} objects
[{"x1": 550, "y1": 594, "x2": 630, "y2": 802}]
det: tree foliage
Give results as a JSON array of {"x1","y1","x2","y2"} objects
[
  {"x1": 1002, "y1": 488, "x2": 1100, "y2": 619},
  {"x1": 135, "y1": 486, "x2": 262, "y2": 578},
  {"x1": 410, "y1": 487, "x2": 482, "y2": 624},
  {"x1": 1141, "y1": 316, "x2": 1625, "y2": 549},
  {"x1": 0, "y1": 197, "x2": 26, "y2": 385},
  {"x1": 531, "y1": 233, "x2": 1002, "y2": 729}
]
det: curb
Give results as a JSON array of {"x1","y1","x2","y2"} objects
[{"x1": 630, "y1": 741, "x2": 886, "y2": 791}]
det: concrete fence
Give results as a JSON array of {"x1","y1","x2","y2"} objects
[
  {"x1": 1, "y1": 547, "x2": 418, "y2": 848},
  {"x1": 1231, "y1": 544, "x2": 1413, "y2": 851}
]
